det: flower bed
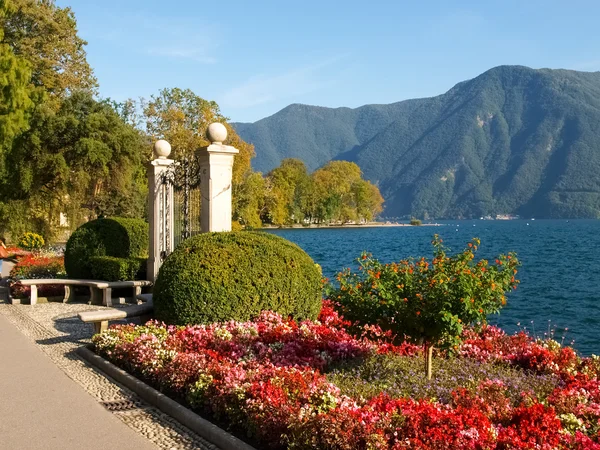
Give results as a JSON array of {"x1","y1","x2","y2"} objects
[
  {"x1": 93, "y1": 302, "x2": 600, "y2": 449},
  {"x1": 9, "y1": 254, "x2": 66, "y2": 298}
]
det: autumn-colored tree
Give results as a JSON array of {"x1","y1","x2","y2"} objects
[
  {"x1": 264, "y1": 159, "x2": 313, "y2": 225},
  {"x1": 311, "y1": 160, "x2": 383, "y2": 223},
  {"x1": 233, "y1": 171, "x2": 266, "y2": 228},
  {"x1": 0, "y1": 0, "x2": 97, "y2": 104},
  {"x1": 353, "y1": 179, "x2": 384, "y2": 221},
  {"x1": 143, "y1": 88, "x2": 256, "y2": 221}
]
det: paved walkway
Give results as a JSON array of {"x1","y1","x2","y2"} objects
[
  {"x1": 0, "y1": 313, "x2": 157, "y2": 450},
  {"x1": 0, "y1": 301, "x2": 219, "y2": 449}
]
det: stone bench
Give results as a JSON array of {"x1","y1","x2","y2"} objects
[
  {"x1": 16, "y1": 279, "x2": 152, "y2": 306},
  {"x1": 78, "y1": 300, "x2": 154, "y2": 334}
]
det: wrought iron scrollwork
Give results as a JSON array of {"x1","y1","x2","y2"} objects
[{"x1": 159, "y1": 155, "x2": 202, "y2": 259}]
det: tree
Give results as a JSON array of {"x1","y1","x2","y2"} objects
[
  {"x1": 330, "y1": 236, "x2": 520, "y2": 379},
  {"x1": 0, "y1": 0, "x2": 33, "y2": 177},
  {"x1": 353, "y1": 179, "x2": 384, "y2": 222},
  {"x1": 267, "y1": 158, "x2": 313, "y2": 225},
  {"x1": 233, "y1": 171, "x2": 265, "y2": 228},
  {"x1": 143, "y1": 88, "x2": 256, "y2": 222},
  {"x1": 0, "y1": 92, "x2": 146, "y2": 238},
  {"x1": 0, "y1": 0, "x2": 97, "y2": 103},
  {"x1": 311, "y1": 160, "x2": 383, "y2": 223}
]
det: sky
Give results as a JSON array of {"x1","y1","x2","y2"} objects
[{"x1": 57, "y1": 0, "x2": 600, "y2": 123}]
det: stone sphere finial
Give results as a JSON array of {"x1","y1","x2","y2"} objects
[
  {"x1": 207, "y1": 122, "x2": 227, "y2": 144},
  {"x1": 153, "y1": 139, "x2": 171, "y2": 159}
]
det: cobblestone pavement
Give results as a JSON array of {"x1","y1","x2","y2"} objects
[{"x1": 0, "y1": 300, "x2": 221, "y2": 450}]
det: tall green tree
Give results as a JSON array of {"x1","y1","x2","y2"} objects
[
  {"x1": 0, "y1": 0, "x2": 33, "y2": 177},
  {"x1": 0, "y1": 0, "x2": 96, "y2": 104},
  {"x1": 0, "y1": 92, "x2": 146, "y2": 238}
]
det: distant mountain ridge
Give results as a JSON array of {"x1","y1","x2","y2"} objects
[{"x1": 233, "y1": 65, "x2": 600, "y2": 219}]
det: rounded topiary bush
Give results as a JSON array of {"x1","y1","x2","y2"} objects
[
  {"x1": 153, "y1": 231, "x2": 323, "y2": 325},
  {"x1": 64, "y1": 217, "x2": 148, "y2": 279}
]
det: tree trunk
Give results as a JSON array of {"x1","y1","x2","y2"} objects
[{"x1": 424, "y1": 342, "x2": 433, "y2": 380}]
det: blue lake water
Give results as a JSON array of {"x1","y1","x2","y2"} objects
[{"x1": 266, "y1": 220, "x2": 600, "y2": 356}]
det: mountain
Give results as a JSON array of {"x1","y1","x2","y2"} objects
[{"x1": 233, "y1": 66, "x2": 600, "y2": 219}]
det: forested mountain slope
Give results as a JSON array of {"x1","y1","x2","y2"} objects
[{"x1": 234, "y1": 66, "x2": 600, "y2": 218}]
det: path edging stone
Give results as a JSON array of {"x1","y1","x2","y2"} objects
[{"x1": 77, "y1": 346, "x2": 257, "y2": 450}]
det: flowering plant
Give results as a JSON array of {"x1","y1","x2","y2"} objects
[
  {"x1": 329, "y1": 236, "x2": 520, "y2": 378},
  {"x1": 17, "y1": 232, "x2": 45, "y2": 251},
  {"x1": 8, "y1": 254, "x2": 65, "y2": 298},
  {"x1": 93, "y1": 304, "x2": 600, "y2": 449}
]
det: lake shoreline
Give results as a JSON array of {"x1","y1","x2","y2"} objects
[{"x1": 260, "y1": 222, "x2": 442, "y2": 230}]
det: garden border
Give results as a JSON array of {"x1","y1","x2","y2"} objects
[{"x1": 76, "y1": 346, "x2": 256, "y2": 450}]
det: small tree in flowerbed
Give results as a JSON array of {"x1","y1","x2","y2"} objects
[{"x1": 329, "y1": 235, "x2": 520, "y2": 379}]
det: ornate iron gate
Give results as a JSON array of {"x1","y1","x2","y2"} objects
[{"x1": 159, "y1": 156, "x2": 202, "y2": 261}]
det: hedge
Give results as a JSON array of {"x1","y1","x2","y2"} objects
[
  {"x1": 153, "y1": 231, "x2": 323, "y2": 325},
  {"x1": 89, "y1": 256, "x2": 147, "y2": 282},
  {"x1": 64, "y1": 217, "x2": 148, "y2": 280}
]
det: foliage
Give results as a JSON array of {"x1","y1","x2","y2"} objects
[
  {"x1": 142, "y1": 87, "x2": 257, "y2": 224},
  {"x1": 89, "y1": 256, "x2": 146, "y2": 282},
  {"x1": 0, "y1": 0, "x2": 33, "y2": 178},
  {"x1": 93, "y1": 304, "x2": 600, "y2": 450},
  {"x1": 410, "y1": 218, "x2": 422, "y2": 226},
  {"x1": 232, "y1": 171, "x2": 266, "y2": 228},
  {"x1": 17, "y1": 231, "x2": 44, "y2": 250},
  {"x1": 0, "y1": 0, "x2": 97, "y2": 103},
  {"x1": 153, "y1": 231, "x2": 323, "y2": 325},
  {"x1": 64, "y1": 217, "x2": 148, "y2": 279},
  {"x1": 328, "y1": 236, "x2": 519, "y2": 378},
  {"x1": 262, "y1": 159, "x2": 384, "y2": 225},
  {"x1": 330, "y1": 236, "x2": 519, "y2": 349},
  {"x1": 235, "y1": 66, "x2": 600, "y2": 219},
  {"x1": 0, "y1": 92, "x2": 147, "y2": 239}
]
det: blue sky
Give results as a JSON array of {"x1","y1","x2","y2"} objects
[{"x1": 57, "y1": 0, "x2": 600, "y2": 123}]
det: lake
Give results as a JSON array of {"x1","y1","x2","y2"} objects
[{"x1": 266, "y1": 220, "x2": 600, "y2": 355}]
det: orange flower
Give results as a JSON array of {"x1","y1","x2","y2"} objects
[{"x1": 416, "y1": 311, "x2": 421, "y2": 316}]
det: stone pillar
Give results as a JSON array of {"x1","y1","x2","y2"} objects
[
  {"x1": 147, "y1": 140, "x2": 174, "y2": 283},
  {"x1": 196, "y1": 123, "x2": 239, "y2": 232}
]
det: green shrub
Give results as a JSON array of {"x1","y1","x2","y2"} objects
[
  {"x1": 409, "y1": 218, "x2": 422, "y2": 226},
  {"x1": 64, "y1": 218, "x2": 148, "y2": 279},
  {"x1": 18, "y1": 232, "x2": 45, "y2": 251},
  {"x1": 153, "y1": 231, "x2": 323, "y2": 325},
  {"x1": 89, "y1": 256, "x2": 146, "y2": 281}
]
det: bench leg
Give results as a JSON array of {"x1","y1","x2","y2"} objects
[
  {"x1": 93, "y1": 321, "x2": 109, "y2": 334},
  {"x1": 89, "y1": 287, "x2": 101, "y2": 305},
  {"x1": 103, "y1": 287, "x2": 112, "y2": 307},
  {"x1": 63, "y1": 285, "x2": 71, "y2": 303},
  {"x1": 133, "y1": 286, "x2": 142, "y2": 301},
  {"x1": 30, "y1": 285, "x2": 37, "y2": 305}
]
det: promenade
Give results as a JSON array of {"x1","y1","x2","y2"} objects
[
  {"x1": 0, "y1": 312, "x2": 157, "y2": 449},
  {"x1": 0, "y1": 301, "x2": 220, "y2": 450}
]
